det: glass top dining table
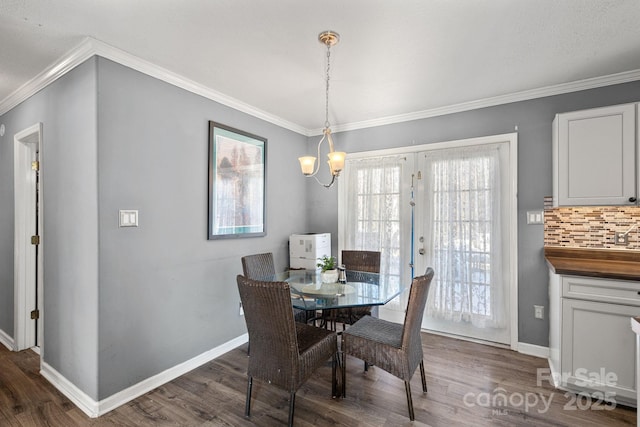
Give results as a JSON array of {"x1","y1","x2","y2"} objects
[{"x1": 266, "y1": 269, "x2": 403, "y2": 311}]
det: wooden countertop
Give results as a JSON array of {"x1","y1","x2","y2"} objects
[{"x1": 544, "y1": 246, "x2": 640, "y2": 281}]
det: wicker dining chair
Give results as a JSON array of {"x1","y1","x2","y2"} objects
[
  {"x1": 236, "y1": 275, "x2": 338, "y2": 426},
  {"x1": 341, "y1": 267, "x2": 434, "y2": 421},
  {"x1": 327, "y1": 250, "x2": 381, "y2": 330},
  {"x1": 241, "y1": 252, "x2": 308, "y2": 324}
]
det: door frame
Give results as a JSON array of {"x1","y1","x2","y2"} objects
[
  {"x1": 14, "y1": 122, "x2": 43, "y2": 351},
  {"x1": 415, "y1": 135, "x2": 518, "y2": 348},
  {"x1": 338, "y1": 132, "x2": 518, "y2": 349}
]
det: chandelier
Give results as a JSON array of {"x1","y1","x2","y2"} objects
[{"x1": 298, "y1": 30, "x2": 346, "y2": 188}]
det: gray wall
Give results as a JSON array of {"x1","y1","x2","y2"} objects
[
  {"x1": 307, "y1": 80, "x2": 640, "y2": 347},
  {"x1": 0, "y1": 56, "x2": 310, "y2": 400},
  {"x1": 95, "y1": 58, "x2": 309, "y2": 399},
  {"x1": 0, "y1": 59, "x2": 100, "y2": 397}
]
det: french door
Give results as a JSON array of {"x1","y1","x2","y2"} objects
[{"x1": 339, "y1": 133, "x2": 517, "y2": 346}]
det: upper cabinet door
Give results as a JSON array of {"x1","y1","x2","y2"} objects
[{"x1": 553, "y1": 103, "x2": 636, "y2": 206}]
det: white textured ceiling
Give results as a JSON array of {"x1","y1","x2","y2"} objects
[{"x1": 1, "y1": 0, "x2": 640, "y2": 133}]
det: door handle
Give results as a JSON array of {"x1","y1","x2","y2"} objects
[{"x1": 419, "y1": 248, "x2": 425, "y2": 255}]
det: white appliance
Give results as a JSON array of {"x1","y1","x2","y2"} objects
[{"x1": 289, "y1": 233, "x2": 331, "y2": 270}]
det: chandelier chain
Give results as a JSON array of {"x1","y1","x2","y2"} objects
[{"x1": 324, "y1": 41, "x2": 331, "y2": 129}]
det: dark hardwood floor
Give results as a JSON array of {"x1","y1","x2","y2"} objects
[{"x1": 0, "y1": 332, "x2": 636, "y2": 426}]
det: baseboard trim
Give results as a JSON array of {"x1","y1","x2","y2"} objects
[
  {"x1": 0, "y1": 328, "x2": 15, "y2": 351},
  {"x1": 40, "y1": 333, "x2": 249, "y2": 418},
  {"x1": 517, "y1": 342, "x2": 549, "y2": 359},
  {"x1": 40, "y1": 361, "x2": 99, "y2": 417}
]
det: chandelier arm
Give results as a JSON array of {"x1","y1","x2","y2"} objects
[
  {"x1": 326, "y1": 129, "x2": 335, "y2": 153},
  {"x1": 313, "y1": 173, "x2": 337, "y2": 188},
  {"x1": 302, "y1": 133, "x2": 327, "y2": 178}
]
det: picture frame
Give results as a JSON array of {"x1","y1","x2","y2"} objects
[{"x1": 208, "y1": 121, "x2": 266, "y2": 240}]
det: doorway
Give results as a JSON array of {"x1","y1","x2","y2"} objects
[
  {"x1": 339, "y1": 133, "x2": 518, "y2": 348},
  {"x1": 14, "y1": 123, "x2": 43, "y2": 351},
  {"x1": 414, "y1": 139, "x2": 516, "y2": 345}
]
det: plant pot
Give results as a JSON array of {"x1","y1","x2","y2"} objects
[{"x1": 321, "y1": 269, "x2": 339, "y2": 284}]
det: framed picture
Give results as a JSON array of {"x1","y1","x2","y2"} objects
[{"x1": 208, "y1": 122, "x2": 266, "y2": 239}]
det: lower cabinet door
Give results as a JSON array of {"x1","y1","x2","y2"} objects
[{"x1": 562, "y1": 298, "x2": 639, "y2": 406}]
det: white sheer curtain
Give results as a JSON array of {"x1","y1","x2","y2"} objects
[
  {"x1": 342, "y1": 156, "x2": 407, "y2": 306},
  {"x1": 424, "y1": 144, "x2": 506, "y2": 328}
]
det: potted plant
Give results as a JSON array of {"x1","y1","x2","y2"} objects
[{"x1": 317, "y1": 255, "x2": 339, "y2": 283}]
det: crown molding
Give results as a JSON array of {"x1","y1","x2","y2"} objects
[
  {"x1": 310, "y1": 68, "x2": 640, "y2": 136},
  {"x1": 0, "y1": 37, "x2": 308, "y2": 135},
  {"x1": 0, "y1": 40, "x2": 95, "y2": 116},
  {"x1": 3, "y1": 36, "x2": 640, "y2": 137}
]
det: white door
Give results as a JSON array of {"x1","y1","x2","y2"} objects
[
  {"x1": 14, "y1": 123, "x2": 43, "y2": 351},
  {"x1": 414, "y1": 138, "x2": 516, "y2": 345},
  {"x1": 339, "y1": 134, "x2": 517, "y2": 344},
  {"x1": 338, "y1": 154, "x2": 415, "y2": 321}
]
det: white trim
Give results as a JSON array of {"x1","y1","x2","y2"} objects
[
  {"x1": 40, "y1": 361, "x2": 99, "y2": 417},
  {"x1": 345, "y1": 132, "x2": 518, "y2": 159},
  {"x1": 314, "y1": 68, "x2": 640, "y2": 135},
  {"x1": 0, "y1": 42, "x2": 95, "y2": 117},
  {"x1": 343, "y1": 133, "x2": 519, "y2": 348},
  {"x1": 508, "y1": 135, "x2": 519, "y2": 350},
  {"x1": 13, "y1": 123, "x2": 42, "y2": 352},
  {"x1": 40, "y1": 334, "x2": 248, "y2": 418},
  {"x1": 0, "y1": 38, "x2": 306, "y2": 135},
  {"x1": 421, "y1": 328, "x2": 511, "y2": 350},
  {"x1": 1, "y1": 37, "x2": 640, "y2": 135},
  {"x1": 518, "y1": 342, "x2": 550, "y2": 359},
  {"x1": 0, "y1": 328, "x2": 15, "y2": 351}
]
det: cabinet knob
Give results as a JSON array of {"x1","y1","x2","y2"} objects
[{"x1": 629, "y1": 197, "x2": 637, "y2": 203}]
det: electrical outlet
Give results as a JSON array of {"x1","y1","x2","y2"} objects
[
  {"x1": 239, "y1": 302, "x2": 244, "y2": 316},
  {"x1": 615, "y1": 232, "x2": 629, "y2": 245},
  {"x1": 534, "y1": 305, "x2": 544, "y2": 320}
]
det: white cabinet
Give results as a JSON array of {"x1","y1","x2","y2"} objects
[
  {"x1": 552, "y1": 103, "x2": 637, "y2": 206},
  {"x1": 549, "y1": 273, "x2": 640, "y2": 407},
  {"x1": 562, "y1": 298, "x2": 637, "y2": 404}
]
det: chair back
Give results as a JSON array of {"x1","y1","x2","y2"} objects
[
  {"x1": 236, "y1": 275, "x2": 300, "y2": 388},
  {"x1": 401, "y1": 268, "x2": 434, "y2": 352},
  {"x1": 341, "y1": 250, "x2": 381, "y2": 273},
  {"x1": 241, "y1": 252, "x2": 276, "y2": 280}
]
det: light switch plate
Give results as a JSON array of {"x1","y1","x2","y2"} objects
[
  {"x1": 119, "y1": 210, "x2": 138, "y2": 227},
  {"x1": 526, "y1": 211, "x2": 544, "y2": 225}
]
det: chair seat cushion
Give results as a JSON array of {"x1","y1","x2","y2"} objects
[
  {"x1": 343, "y1": 315, "x2": 403, "y2": 348},
  {"x1": 343, "y1": 315, "x2": 416, "y2": 380}
]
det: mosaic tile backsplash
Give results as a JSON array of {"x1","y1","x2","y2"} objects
[{"x1": 544, "y1": 196, "x2": 640, "y2": 250}]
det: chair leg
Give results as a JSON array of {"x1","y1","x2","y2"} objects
[
  {"x1": 404, "y1": 381, "x2": 415, "y2": 421},
  {"x1": 332, "y1": 353, "x2": 337, "y2": 397},
  {"x1": 341, "y1": 352, "x2": 346, "y2": 398},
  {"x1": 288, "y1": 392, "x2": 296, "y2": 427},
  {"x1": 245, "y1": 376, "x2": 252, "y2": 417},
  {"x1": 419, "y1": 361, "x2": 427, "y2": 393}
]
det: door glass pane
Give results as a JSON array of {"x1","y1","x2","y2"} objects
[{"x1": 342, "y1": 156, "x2": 408, "y2": 308}]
